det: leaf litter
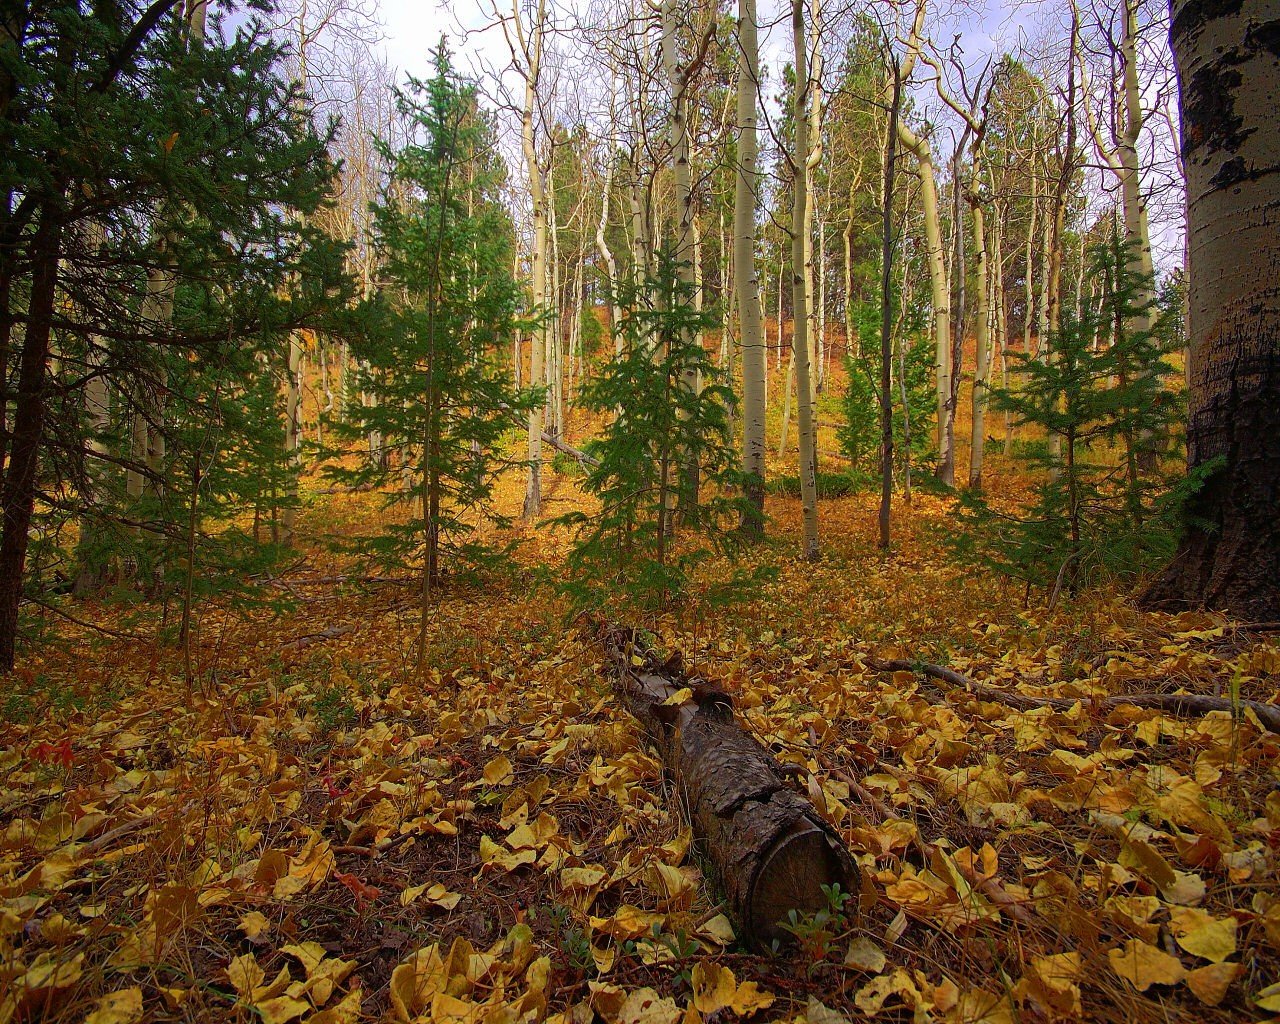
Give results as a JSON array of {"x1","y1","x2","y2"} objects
[{"x1": 1, "y1": 473, "x2": 1278, "y2": 1023}]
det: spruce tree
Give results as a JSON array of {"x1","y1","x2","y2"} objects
[
  {"x1": 557, "y1": 251, "x2": 744, "y2": 615},
  {"x1": 0, "y1": 1, "x2": 349, "y2": 666},
  {"x1": 952, "y1": 234, "x2": 1188, "y2": 597},
  {"x1": 324, "y1": 47, "x2": 536, "y2": 668}
]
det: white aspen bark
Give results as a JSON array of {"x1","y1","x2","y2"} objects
[
  {"x1": 718, "y1": 210, "x2": 730, "y2": 367},
  {"x1": 280, "y1": 331, "x2": 303, "y2": 542},
  {"x1": 843, "y1": 204, "x2": 855, "y2": 359},
  {"x1": 548, "y1": 166, "x2": 563, "y2": 439},
  {"x1": 594, "y1": 145, "x2": 623, "y2": 356},
  {"x1": 898, "y1": 0, "x2": 951, "y2": 479},
  {"x1": 968, "y1": 200, "x2": 990, "y2": 487},
  {"x1": 506, "y1": 0, "x2": 548, "y2": 522},
  {"x1": 790, "y1": 0, "x2": 819, "y2": 560},
  {"x1": 1142, "y1": 0, "x2": 1280, "y2": 620},
  {"x1": 662, "y1": 0, "x2": 706, "y2": 513},
  {"x1": 803, "y1": 0, "x2": 823, "y2": 401},
  {"x1": 777, "y1": 259, "x2": 785, "y2": 372},
  {"x1": 777, "y1": 349, "x2": 794, "y2": 457},
  {"x1": 817, "y1": 216, "x2": 826, "y2": 390}
]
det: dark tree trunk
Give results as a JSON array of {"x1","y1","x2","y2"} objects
[
  {"x1": 0, "y1": 206, "x2": 61, "y2": 669},
  {"x1": 1141, "y1": 0, "x2": 1280, "y2": 621},
  {"x1": 602, "y1": 626, "x2": 858, "y2": 949}
]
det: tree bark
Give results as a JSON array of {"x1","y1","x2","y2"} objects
[
  {"x1": 736, "y1": 0, "x2": 766, "y2": 537},
  {"x1": 0, "y1": 205, "x2": 62, "y2": 670},
  {"x1": 603, "y1": 625, "x2": 858, "y2": 948},
  {"x1": 790, "y1": 0, "x2": 819, "y2": 560},
  {"x1": 1142, "y1": 0, "x2": 1280, "y2": 621},
  {"x1": 510, "y1": 0, "x2": 547, "y2": 523}
]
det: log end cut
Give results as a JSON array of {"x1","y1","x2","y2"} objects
[{"x1": 748, "y1": 813, "x2": 859, "y2": 946}]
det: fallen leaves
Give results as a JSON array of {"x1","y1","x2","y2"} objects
[
  {"x1": 1107, "y1": 939, "x2": 1186, "y2": 992},
  {"x1": 2, "y1": 479, "x2": 1276, "y2": 1024}
]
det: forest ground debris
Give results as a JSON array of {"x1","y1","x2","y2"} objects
[{"x1": 1, "y1": 467, "x2": 1278, "y2": 1024}]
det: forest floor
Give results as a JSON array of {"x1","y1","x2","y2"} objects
[{"x1": 2, "y1": 454, "x2": 1279, "y2": 1024}]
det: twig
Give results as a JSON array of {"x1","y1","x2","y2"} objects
[
  {"x1": 870, "y1": 659, "x2": 1280, "y2": 734},
  {"x1": 26, "y1": 597, "x2": 149, "y2": 642},
  {"x1": 282, "y1": 625, "x2": 356, "y2": 651}
]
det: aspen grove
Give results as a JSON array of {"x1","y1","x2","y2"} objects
[{"x1": 0, "y1": 0, "x2": 1278, "y2": 1022}]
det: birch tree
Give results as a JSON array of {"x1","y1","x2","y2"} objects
[
  {"x1": 896, "y1": 0, "x2": 952, "y2": 485},
  {"x1": 497, "y1": 0, "x2": 550, "y2": 522}
]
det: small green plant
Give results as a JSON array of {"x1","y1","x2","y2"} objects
[
  {"x1": 776, "y1": 882, "x2": 853, "y2": 965},
  {"x1": 311, "y1": 686, "x2": 356, "y2": 734},
  {"x1": 542, "y1": 903, "x2": 594, "y2": 973},
  {"x1": 766, "y1": 470, "x2": 873, "y2": 499}
]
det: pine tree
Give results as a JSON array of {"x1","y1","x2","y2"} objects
[
  {"x1": 557, "y1": 251, "x2": 744, "y2": 615},
  {"x1": 324, "y1": 47, "x2": 536, "y2": 670},
  {"x1": 952, "y1": 235, "x2": 1189, "y2": 598},
  {"x1": 0, "y1": 2, "x2": 348, "y2": 667}
]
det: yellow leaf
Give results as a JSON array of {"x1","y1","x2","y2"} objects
[
  {"x1": 281, "y1": 941, "x2": 327, "y2": 977},
  {"x1": 694, "y1": 914, "x2": 734, "y2": 947},
  {"x1": 239, "y1": 911, "x2": 271, "y2": 940},
  {"x1": 1117, "y1": 839, "x2": 1176, "y2": 891},
  {"x1": 1256, "y1": 981, "x2": 1280, "y2": 1012},
  {"x1": 589, "y1": 905, "x2": 665, "y2": 940},
  {"x1": 660, "y1": 688, "x2": 693, "y2": 706},
  {"x1": 1107, "y1": 939, "x2": 1185, "y2": 992},
  {"x1": 227, "y1": 953, "x2": 265, "y2": 999},
  {"x1": 401, "y1": 883, "x2": 429, "y2": 906},
  {"x1": 84, "y1": 988, "x2": 143, "y2": 1024},
  {"x1": 561, "y1": 866, "x2": 609, "y2": 890},
  {"x1": 843, "y1": 936, "x2": 886, "y2": 974},
  {"x1": 430, "y1": 992, "x2": 478, "y2": 1024},
  {"x1": 1015, "y1": 952, "x2": 1081, "y2": 1017},
  {"x1": 1168, "y1": 907, "x2": 1237, "y2": 962},
  {"x1": 1186, "y1": 963, "x2": 1240, "y2": 1006},
  {"x1": 256, "y1": 995, "x2": 310, "y2": 1024},
  {"x1": 729, "y1": 981, "x2": 773, "y2": 1016},
  {"x1": 691, "y1": 962, "x2": 736, "y2": 1014},
  {"x1": 402, "y1": 882, "x2": 461, "y2": 910},
  {"x1": 618, "y1": 987, "x2": 680, "y2": 1024},
  {"x1": 479, "y1": 834, "x2": 537, "y2": 874},
  {"x1": 482, "y1": 755, "x2": 514, "y2": 786},
  {"x1": 391, "y1": 947, "x2": 445, "y2": 1023}
]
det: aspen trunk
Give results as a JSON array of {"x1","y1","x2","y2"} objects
[
  {"x1": 1142, "y1": 0, "x2": 1280, "y2": 620},
  {"x1": 898, "y1": 3, "x2": 950, "y2": 482},
  {"x1": 736, "y1": 0, "x2": 766, "y2": 536},
  {"x1": 967, "y1": 201, "x2": 990, "y2": 489},
  {"x1": 603, "y1": 626, "x2": 858, "y2": 948},
  {"x1": 791, "y1": 0, "x2": 819, "y2": 560},
  {"x1": 663, "y1": 0, "x2": 702, "y2": 513},
  {"x1": 517, "y1": 0, "x2": 548, "y2": 522},
  {"x1": 595, "y1": 149, "x2": 623, "y2": 356}
]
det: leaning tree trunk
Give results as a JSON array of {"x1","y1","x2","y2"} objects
[
  {"x1": 603, "y1": 626, "x2": 857, "y2": 948},
  {"x1": 1142, "y1": 0, "x2": 1280, "y2": 620}
]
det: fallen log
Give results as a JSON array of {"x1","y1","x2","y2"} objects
[
  {"x1": 871, "y1": 659, "x2": 1280, "y2": 734},
  {"x1": 602, "y1": 626, "x2": 858, "y2": 949}
]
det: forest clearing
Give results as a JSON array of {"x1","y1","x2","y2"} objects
[{"x1": 2, "y1": 0, "x2": 1278, "y2": 1021}]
